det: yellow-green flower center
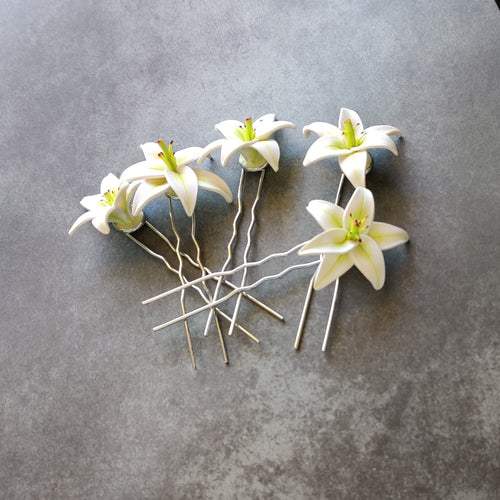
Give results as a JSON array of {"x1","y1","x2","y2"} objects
[
  {"x1": 157, "y1": 139, "x2": 178, "y2": 171},
  {"x1": 347, "y1": 213, "x2": 369, "y2": 242},
  {"x1": 244, "y1": 118, "x2": 256, "y2": 141},
  {"x1": 99, "y1": 189, "x2": 116, "y2": 207},
  {"x1": 342, "y1": 119, "x2": 364, "y2": 149},
  {"x1": 235, "y1": 117, "x2": 256, "y2": 142}
]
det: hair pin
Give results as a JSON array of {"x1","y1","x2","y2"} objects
[
  {"x1": 196, "y1": 114, "x2": 296, "y2": 335},
  {"x1": 298, "y1": 108, "x2": 405, "y2": 350},
  {"x1": 294, "y1": 173, "x2": 345, "y2": 350}
]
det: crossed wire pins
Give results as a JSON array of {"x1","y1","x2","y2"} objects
[
  {"x1": 137, "y1": 156, "x2": 278, "y2": 359},
  {"x1": 141, "y1": 166, "x2": 290, "y2": 358},
  {"x1": 123, "y1": 146, "x2": 293, "y2": 369},
  {"x1": 142, "y1": 165, "x2": 341, "y2": 352},
  {"x1": 143, "y1": 154, "x2": 320, "y2": 341},
  {"x1": 124, "y1": 213, "x2": 284, "y2": 369},
  {"x1": 203, "y1": 167, "x2": 268, "y2": 339},
  {"x1": 145, "y1": 172, "x2": 348, "y2": 354},
  {"x1": 144, "y1": 238, "x2": 318, "y2": 321}
]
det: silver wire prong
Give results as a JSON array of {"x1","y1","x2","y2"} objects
[
  {"x1": 142, "y1": 240, "x2": 310, "y2": 305},
  {"x1": 322, "y1": 278, "x2": 340, "y2": 352},
  {"x1": 295, "y1": 173, "x2": 346, "y2": 350},
  {"x1": 218, "y1": 279, "x2": 285, "y2": 321},
  {"x1": 215, "y1": 309, "x2": 260, "y2": 344},
  {"x1": 191, "y1": 213, "x2": 228, "y2": 363},
  {"x1": 320, "y1": 174, "x2": 345, "y2": 352},
  {"x1": 228, "y1": 168, "x2": 266, "y2": 335},
  {"x1": 124, "y1": 231, "x2": 256, "y2": 347},
  {"x1": 294, "y1": 273, "x2": 315, "y2": 350},
  {"x1": 334, "y1": 174, "x2": 345, "y2": 206},
  {"x1": 151, "y1": 259, "x2": 320, "y2": 332},
  {"x1": 168, "y1": 198, "x2": 196, "y2": 370},
  {"x1": 146, "y1": 220, "x2": 283, "y2": 321},
  {"x1": 203, "y1": 168, "x2": 245, "y2": 337}
]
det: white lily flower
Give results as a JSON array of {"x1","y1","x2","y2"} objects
[
  {"x1": 120, "y1": 140, "x2": 233, "y2": 217},
  {"x1": 299, "y1": 187, "x2": 408, "y2": 290},
  {"x1": 197, "y1": 114, "x2": 296, "y2": 172},
  {"x1": 68, "y1": 173, "x2": 144, "y2": 235},
  {"x1": 303, "y1": 108, "x2": 401, "y2": 188}
]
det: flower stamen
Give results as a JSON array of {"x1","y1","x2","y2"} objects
[
  {"x1": 157, "y1": 139, "x2": 178, "y2": 171},
  {"x1": 243, "y1": 118, "x2": 256, "y2": 142},
  {"x1": 343, "y1": 119, "x2": 356, "y2": 148},
  {"x1": 347, "y1": 213, "x2": 368, "y2": 241},
  {"x1": 99, "y1": 189, "x2": 116, "y2": 207}
]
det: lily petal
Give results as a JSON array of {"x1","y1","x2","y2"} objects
[
  {"x1": 313, "y1": 253, "x2": 353, "y2": 290},
  {"x1": 303, "y1": 135, "x2": 350, "y2": 166},
  {"x1": 125, "y1": 181, "x2": 141, "y2": 207},
  {"x1": 253, "y1": 114, "x2": 276, "y2": 127},
  {"x1": 249, "y1": 140, "x2": 280, "y2": 171},
  {"x1": 303, "y1": 122, "x2": 343, "y2": 139},
  {"x1": 197, "y1": 139, "x2": 226, "y2": 165},
  {"x1": 343, "y1": 187, "x2": 375, "y2": 230},
  {"x1": 120, "y1": 160, "x2": 165, "y2": 182},
  {"x1": 80, "y1": 193, "x2": 102, "y2": 211},
  {"x1": 220, "y1": 139, "x2": 251, "y2": 167},
  {"x1": 68, "y1": 211, "x2": 96, "y2": 235},
  {"x1": 141, "y1": 142, "x2": 163, "y2": 161},
  {"x1": 215, "y1": 119, "x2": 245, "y2": 140},
  {"x1": 357, "y1": 130, "x2": 398, "y2": 155},
  {"x1": 306, "y1": 200, "x2": 344, "y2": 230},
  {"x1": 192, "y1": 167, "x2": 232, "y2": 203},
  {"x1": 174, "y1": 147, "x2": 203, "y2": 168},
  {"x1": 113, "y1": 181, "x2": 130, "y2": 212},
  {"x1": 339, "y1": 108, "x2": 364, "y2": 131},
  {"x1": 368, "y1": 221, "x2": 409, "y2": 250},
  {"x1": 254, "y1": 120, "x2": 296, "y2": 140},
  {"x1": 100, "y1": 173, "x2": 120, "y2": 193},
  {"x1": 299, "y1": 228, "x2": 356, "y2": 255},
  {"x1": 338, "y1": 151, "x2": 370, "y2": 188},
  {"x1": 239, "y1": 148, "x2": 267, "y2": 171},
  {"x1": 91, "y1": 206, "x2": 114, "y2": 235},
  {"x1": 164, "y1": 164, "x2": 199, "y2": 216},
  {"x1": 132, "y1": 179, "x2": 171, "y2": 215},
  {"x1": 350, "y1": 235, "x2": 385, "y2": 290},
  {"x1": 364, "y1": 125, "x2": 402, "y2": 137}
]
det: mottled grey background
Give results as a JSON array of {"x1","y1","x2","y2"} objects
[{"x1": 1, "y1": 0, "x2": 499, "y2": 498}]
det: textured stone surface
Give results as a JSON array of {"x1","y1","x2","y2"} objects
[{"x1": 1, "y1": 0, "x2": 499, "y2": 498}]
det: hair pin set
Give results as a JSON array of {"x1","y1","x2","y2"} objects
[{"x1": 70, "y1": 109, "x2": 408, "y2": 369}]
